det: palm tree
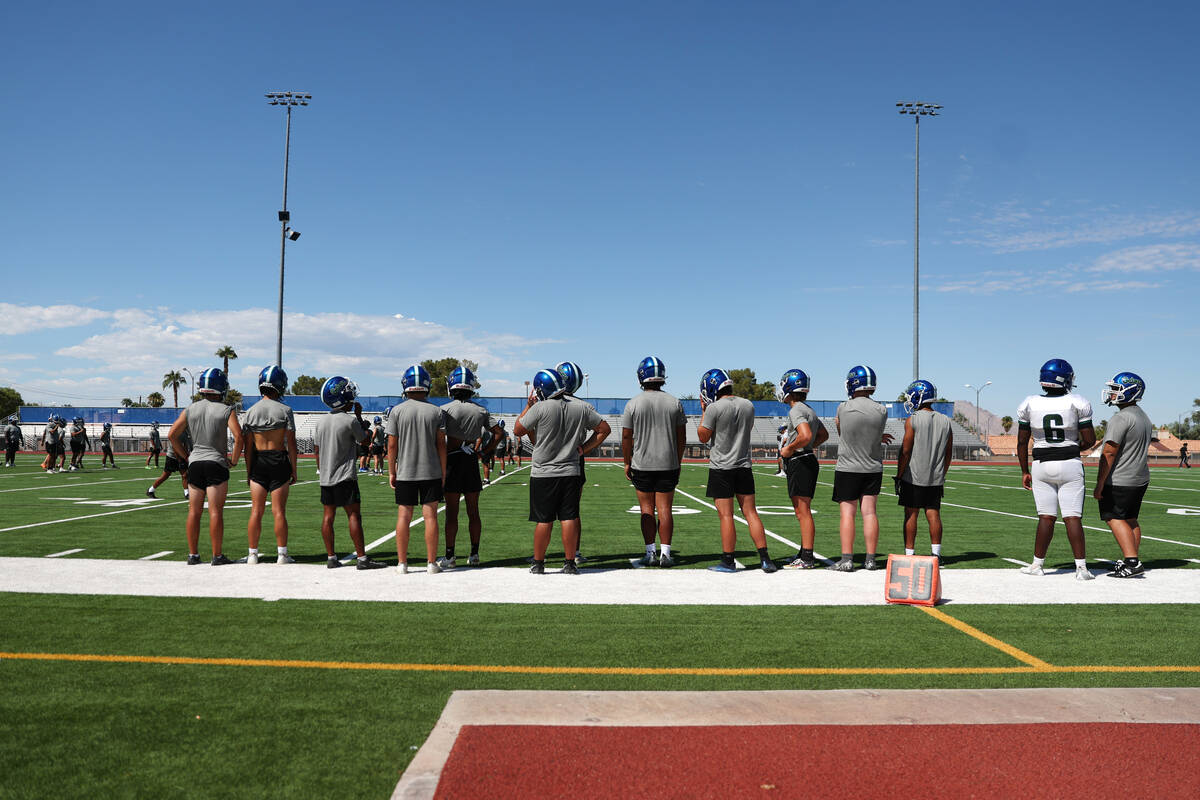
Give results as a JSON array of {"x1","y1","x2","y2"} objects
[
  {"x1": 147, "y1": 392, "x2": 166, "y2": 408},
  {"x1": 120, "y1": 398, "x2": 134, "y2": 408},
  {"x1": 162, "y1": 370, "x2": 186, "y2": 408},
  {"x1": 215, "y1": 346, "x2": 238, "y2": 377}
]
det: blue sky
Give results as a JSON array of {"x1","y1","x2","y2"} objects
[{"x1": 2, "y1": 1, "x2": 1198, "y2": 426}]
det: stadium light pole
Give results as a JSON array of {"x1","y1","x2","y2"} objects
[
  {"x1": 265, "y1": 91, "x2": 312, "y2": 369},
  {"x1": 965, "y1": 380, "x2": 992, "y2": 458},
  {"x1": 583, "y1": 372, "x2": 590, "y2": 403},
  {"x1": 180, "y1": 368, "x2": 195, "y2": 402},
  {"x1": 897, "y1": 101, "x2": 942, "y2": 381}
]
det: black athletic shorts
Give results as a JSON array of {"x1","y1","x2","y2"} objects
[
  {"x1": 187, "y1": 460, "x2": 230, "y2": 490},
  {"x1": 444, "y1": 451, "x2": 482, "y2": 494},
  {"x1": 56, "y1": 443, "x2": 66, "y2": 456},
  {"x1": 706, "y1": 467, "x2": 755, "y2": 499},
  {"x1": 320, "y1": 479, "x2": 361, "y2": 508},
  {"x1": 71, "y1": 443, "x2": 84, "y2": 455},
  {"x1": 896, "y1": 478, "x2": 944, "y2": 510},
  {"x1": 630, "y1": 468, "x2": 680, "y2": 493},
  {"x1": 101, "y1": 445, "x2": 113, "y2": 457},
  {"x1": 163, "y1": 454, "x2": 188, "y2": 475},
  {"x1": 1098, "y1": 483, "x2": 1148, "y2": 521},
  {"x1": 370, "y1": 444, "x2": 385, "y2": 456},
  {"x1": 394, "y1": 478, "x2": 444, "y2": 507},
  {"x1": 250, "y1": 450, "x2": 292, "y2": 492},
  {"x1": 357, "y1": 444, "x2": 368, "y2": 458},
  {"x1": 529, "y1": 475, "x2": 582, "y2": 522},
  {"x1": 148, "y1": 444, "x2": 162, "y2": 455},
  {"x1": 784, "y1": 453, "x2": 819, "y2": 499},
  {"x1": 832, "y1": 470, "x2": 883, "y2": 503}
]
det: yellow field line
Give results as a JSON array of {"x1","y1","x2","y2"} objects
[
  {"x1": 2, "y1": 650, "x2": 1199, "y2": 676},
  {"x1": 918, "y1": 606, "x2": 1052, "y2": 668}
]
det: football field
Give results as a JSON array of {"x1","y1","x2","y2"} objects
[{"x1": 1, "y1": 454, "x2": 1199, "y2": 798}]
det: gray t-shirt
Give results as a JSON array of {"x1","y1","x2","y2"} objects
[
  {"x1": 372, "y1": 424, "x2": 386, "y2": 447},
  {"x1": 442, "y1": 399, "x2": 494, "y2": 451},
  {"x1": 902, "y1": 409, "x2": 952, "y2": 487},
  {"x1": 5, "y1": 424, "x2": 21, "y2": 446},
  {"x1": 149, "y1": 428, "x2": 162, "y2": 448},
  {"x1": 185, "y1": 399, "x2": 234, "y2": 466},
  {"x1": 836, "y1": 396, "x2": 888, "y2": 473},
  {"x1": 1105, "y1": 404, "x2": 1152, "y2": 487},
  {"x1": 785, "y1": 401, "x2": 825, "y2": 457},
  {"x1": 241, "y1": 397, "x2": 296, "y2": 434},
  {"x1": 385, "y1": 398, "x2": 446, "y2": 481},
  {"x1": 315, "y1": 411, "x2": 366, "y2": 487},
  {"x1": 521, "y1": 396, "x2": 603, "y2": 478},
  {"x1": 702, "y1": 396, "x2": 754, "y2": 470},
  {"x1": 621, "y1": 389, "x2": 686, "y2": 471},
  {"x1": 45, "y1": 425, "x2": 60, "y2": 446}
]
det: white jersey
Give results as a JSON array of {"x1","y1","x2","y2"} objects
[{"x1": 1016, "y1": 393, "x2": 1093, "y2": 455}]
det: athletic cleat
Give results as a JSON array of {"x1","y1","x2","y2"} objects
[
  {"x1": 775, "y1": 471, "x2": 785, "y2": 477},
  {"x1": 575, "y1": 553, "x2": 588, "y2": 564},
  {"x1": 658, "y1": 553, "x2": 676, "y2": 568},
  {"x1": 1075, "y1": 565, "x2": 1095, "y2": 581},
  {"x1": 1107, "y1": 561, "x2": 1145, "y2": 579},
  {"x1": 529, "y1": 562, "x2": 545, "y2": 575},
  {"x1": 467, "y1": 553, "x2": 480, "y2": 566},
  {"x1": 183, "y1": 490, "x2": 189, "y2": 499},
  {"x1": 327, "y1": 557, "x2": 342, "y2": 569},
  {"x1": 760, "y1": 558, "x2": 778, "y2": 574},
  {"x1": 783, "y1": 555, "x2": 818, "y2": 570},
  {"x1": 357, "y1": 557, "x2": 388, "y2": 570},
  {"x1": 827, "y1": 559, "x2": 854, "y2": 572},
  {"x1": 210, "y1": 554, "x2": 234, "y2": 566},
  {"x1": 438, "y1": 556, "x2": 457, "y2": 569},
  {"x1": 707, "y1": 562, "x2": 738, "y2": 573},
  {"x1": 863, "y1": 558, "x2": 879, "y2": 571},
  {"x1": 145, "y1": 465, "x2": 152, "y2": 469},
  {"x1": 186, "y1": 554, "x2": 202, "y2": 566},
  {"x1": 427, "y1": 561, "x2": 441, "y2": 575},
  {"x1": 245, "y1": 553, "x2": 259, "y2": 565},
  {"x1": 561, "y1": 560, "x2": 580, "y2": 575},
  {"x1": 634, "y1": 553, "x2": 659, "y2": 568},
  {"x1": 276, "y1": 554, "x2": 296, "y2": 564},
  {"x1": 397, "y1": 563, "x2": 408, "y2": 574},
  {"x1": 146, "y1": 487, "x2": 156, "y2": 498},
  {"x1": 1020, "y1": 564, "x2": 1045, "y2": 576}
]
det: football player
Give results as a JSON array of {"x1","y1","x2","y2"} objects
[
  {"x1": 55, "y1": 416, "x2": 69, "y2": 471},
  {"x1": 241, "y1": 365, "x2": 300, "y2": 565},
  {"x1": 148, "y1": 427, "x2": 191, "y2": 499},
  {"x1": 514, "y1": 368, "x2": 610, "y2": 575},
  {"x1": 387, "y1": 365, "x2": 448, "y2": 574},
  {"x1": 621, "y1": 356, "x2": 687, "y2": 567},
  {"x1": 777, "y1": 369, "x2": 829, "y2": 569},
  {"x1": 554, "y1": 361, "x2": 594, "y2": 562},
  {"x1": 894, "y1": 380, "x2": 953, "y2": 562},
  {"x1": 370, "y1": 415, "x2": 387, "y2": 475},
  {"x1": 99, "y1": 422, "x2": 117, "y2": 468},
  {"x1": 775, "y1": 425, "x2": 787, "y2": 477},
  {"x1": 1094, "y1": 372, "x2": 1152, "y2": 578},
  {"x1": 41, "y1": 417, "x2": 60, "y2": 473},
  {"x1": 1016, "y1": 358, "x2": 1097, "y2": 580},
  {"x1": 4, "y1": 415, "x2": 20, "y2": 467},
  {"x1": 170, "y1": 368, "x2": 244, "y2": 566},
  {"x1": 830, "y1": 365, "x2": 894, "y2": 572},
  {"x1": 145, "y1": 420, "x2": 163, "y2": 469},
  {"x1": 440, "y1": 366, "x2": 502, "y2": 567},
  {"x1": 68, "y1": 416, "x2": 87, "y2": 470},
  {"x1": 697, "y1": 368, "x2": 777, "y2": 574}
]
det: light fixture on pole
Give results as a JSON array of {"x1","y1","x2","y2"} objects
[
  {"x1": 583, "y1": 372, "x2": 590, "y2": 403},
  {"x1": 180, "y1": 368, "x2": 195, "y2": 401},
  {"x1": 964, "y1": 380, "x2": 992, "y2": 459},
  {"x1": 897, "y1": 101, "x2": 942, "y2": 381},
  {"x1": 265, "y1": 91, "x2": 312, "y2": 369}
]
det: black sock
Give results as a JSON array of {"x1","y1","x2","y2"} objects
[
  {"x1": 445, "y1": 547, "x2": 455, "y2": 560},
  {"x1": 721, "y1": 552, "x2": 736, "y2": 567},
  {"x1": 470, "y1": 545, "x2": 479, "y2": 556},
  {"x1": 1125, "y1": 557, "x2": 1140, "y2": 567},
  {"x1": 533, "y1": 558, "x2": 544, "y2": 566},
  {"x1": 800, "y1": 548, "x2": 813, "y2": 561},
  {"x1": 757, "y1": 547, "x2": 770, "y2": 561}
]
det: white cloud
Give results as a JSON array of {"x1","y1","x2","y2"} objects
[
  {"x1": 0, "y1": 303, "x2": 111, "y2": 335},
  {"x1": 952, "y1": 207, "x2": 1200, "y2": 253},
  {"x1": 1087, "y1": 243, "x2": 1200, "y2": 273}
]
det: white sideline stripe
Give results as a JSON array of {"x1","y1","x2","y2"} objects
[
  {"x1": 0, "y1": 476, "x2": 153, "y2": 493},
  {"x1": 140, "y1": 551, "x2": 173, "y2": 561},
  {"x1": 1187, "y1": 559, "x2": 1200, "y2": 565},
  {"x1": 45, "y1": 548, "x2": 84, "y2": 558},
  {"x1": 357, "y1": 465, "x2": 532, "y2": 557},
  {"x1": 0, "y1": 481, "x2": 317, "y2": 534}
]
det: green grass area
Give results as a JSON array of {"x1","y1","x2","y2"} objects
[
  {"x1": 2, "y1": 454, "x2": 1199, "y2": 570},
  {"x1": 1, "y1": 593, "x2": 1199, "y2": 800},
  {"x1": 3, "y1": 456, "x2": 1200, "y2": 797}
]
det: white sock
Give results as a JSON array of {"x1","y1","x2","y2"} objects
[
  {"x1": 1032, "y1": 556, "x2": 1046, "y2": 568},
  {"x1": 248, "y1": 548, "x2": 258, "y2": 556},
  {"x1": 278, "y1": 546, "x2": 288, "y2": 555},
  {"x1": 905, "y1": 548, "x2": 915, "y2": 556},
  {"x1": 661, "y1": 544, "x2": 671, "y2": 558},
  {"x1": 646, "y1": 544, "x2": 656, "y2": 556},
  {"x1": 931, "y1": 544, "x2": 942, "y2": 556},
  {"x1": 1074, "y1": 558, "x2": 1087, "y2": 569}
]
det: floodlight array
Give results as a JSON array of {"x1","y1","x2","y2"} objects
[
  {"x1": 265, "y1": 92, "x2": 312, "y2": 106},
  {"x1": 896, "y1": 101, "x2": 942, "y2": 116}
]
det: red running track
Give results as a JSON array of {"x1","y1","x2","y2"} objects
[{"x1": 434, "y1": 723, "x2": 1200, "y2": 799}]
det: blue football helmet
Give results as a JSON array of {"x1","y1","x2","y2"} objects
[
  {"x1": 699, "y1": 368, "x2": 733, "y2": 405},
  {"x1": 448, "y1": 365, "x2": 477, "y2": 394},
  {"x1": 1039, "y1": 358, "x2": 1075, "y2": 392},
  {"x1": 637, "y1": 356, "x2": 667, "y2": 386},
  {"x1": 197, "y1": 367, "x2": 228, "y2": 396},
  {"x1": 498, "y1": 420, "x2": 505, "y2": 428},
  {"x1": 1102, "y1": 371, "x2": 1146, "y2": 406},
  {"x1": 555, "y1": 361, "x2": 584, "y2": 395},
  {"x1": 102, "y1": 422, "x2": 111, "y2": 430},
  {"x1": 258, "y1": 364, "x2": 288, "y2": 394},
  {"x1": 845, "y1": 365, "x2": 877, "y2": 397},
  {"x1": 383, "y1": 405, "x2": 393, "y2": 421},
  {"x1": 532, "y1": 368, "x2": 567, "y2": 400},
  {"x1": 373, "y1": 415, "x2": 382, "y2": 425},
  {"x1": 903, "y1": 379, "x2": 938, "y2": 414},
  {"x1": 321, "y1": 376, "x2": 358, "y2": 409},
  {"x1": 776, "y1": 368, "x2": 811, "y2": 401},
  {"x1": 401, "y1": 364, "x2": 432, "y2": 394},
  {"x1": 150, "y1": 420, "x2": 159, "y2": 429}
]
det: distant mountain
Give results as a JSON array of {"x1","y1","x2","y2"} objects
[{"x1": 954, "y1": 400, "x2": 1009, "y2": 437}]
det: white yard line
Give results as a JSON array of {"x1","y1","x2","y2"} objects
[
  {"x1": 675, "y1": 487, "x2": 806, "y2": 554},
  {"x1": 45, "y1": 548, "x2": 85, "y2": 558},
  {"x1": 0, "y1": 476, "x2": 156, "y2": 493},
  {"x1": 140, "y1": 551, "x2": 173, "y2": 560}
]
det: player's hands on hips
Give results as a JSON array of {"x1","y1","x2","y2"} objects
[{"x1": 1021, "y1": 472, "x2": 1032, "y2": 490}]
